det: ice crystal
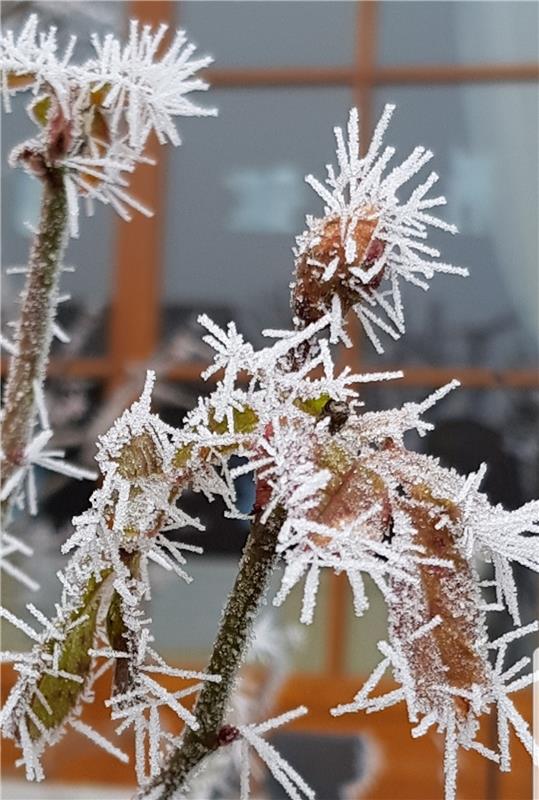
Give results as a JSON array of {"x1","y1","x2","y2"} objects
[
  {"x1": 0, "y1": 533, "x2": 217, "y2": 783},
  {"x1": 175, "y1": 612, "x2": 301, "y2": 800},
  {"x1": 137, "y1": 706, "x2": 315, "y2": 800},
  {"x1": 175, "y1": 316, "x2": 538, "y2": 639},
  {"x1": 0, "y1": 533, "x2": 39, "y2": 592},
  {"x1": 1, "y1": 14, "x2": 215, "y2": 233},
  {"x1": 84, "y1": 20, "x2": 216, "y2": 149},
  {"x1": 292, "y1": 105, "x2": 468, "y2": 352},
  {"x1": 174, "y1": 314, "x2": 536, "y2": 799},
  {"x1": 236, "y1": 706, "x2": 314, "y2": 800},
  {"x1": 0, "y1": 332, "x2": 18, "y2": 356},
  {"x1": 0, "y1": 13, "x2": 73, "y2": 112},
  {"x1": 332, "y1": 622, "x2": 538, "y2": 800},
  {"x1": 2, "y1": 323, "x2": 537, "y2": 795},
  {"x1": 0, "y1": 380, "x2": 96, "y2": 521}
]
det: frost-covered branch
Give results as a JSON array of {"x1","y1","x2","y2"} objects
[
  {"x1": 0, "y1": 372, "x2": 221, "y2": 781},
  {"x1": 142, "y1": 508, "x2": 287, "y2": 799},
  {"x1": 0, "y1": 11, "x2": 215, "y2": 580},
  {"x1": 1, "y1": 167, "x2": 69, "y2": 517}
]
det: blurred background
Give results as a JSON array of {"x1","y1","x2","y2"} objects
[{"x1": 1, "y1": 1, "x2": 538, "y2": 798}]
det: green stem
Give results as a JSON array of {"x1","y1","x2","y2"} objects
[
  {"x1": 144, "y1": 507, "x2": 286, "y2": 799},
  {"x1": 1, "y1": 168, "x2": 68, "y2": 514}
]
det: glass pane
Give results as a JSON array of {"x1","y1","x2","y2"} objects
[
  {"x1": 1, "y1": 1, "x2": 125, "y2": 52},
  {"x1": 362, "y1": 84, "x2": 539, "y2": 369},
  {"x1": 379, "y1": 0, "x2": 539, "y2": 65},
  {"x1": 280, "y1": 569, "x2": 330, "y2": 674},
  {"x1": 163, "y1": 87, "x2": 354, "y2": 347},
  {"x1": 0, "y1": 1, "x2": 127, "y2": 356},
  {"x1": 346, "y1": 576, "x2": 389, "y2": 675},
  {"x1": 178, "y1": 0, "x2": 357, "y2": 69},
  {"x1": 152, "y1": 561, "x2": 328, "y2": 673},
  {"x1": 420, "y1": 387, "x2": 539, "y2": 504},
  {"x1": 151, "y1": 556, "x2": 242, "y2": 663}
]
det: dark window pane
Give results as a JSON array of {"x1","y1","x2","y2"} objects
[
  {"x1": 359, "y1": 383, "x2": 539, "y2": 504},
  {"x1": 379, "y1": 1, "x2": 539, "y2": 65},
  {"x1": 1, "y1": 376, "x2": 104, "y2": 649}
]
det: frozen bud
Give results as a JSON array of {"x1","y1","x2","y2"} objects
[
  {"x1": 216, "y1": 724, "x2": 240, "y2": 746},
  {"x1": 1, "y1": 14, "x2": 216, "y2": 232},
  {"x1": 45, "y1": 101, "x2": 73, "y2": 163},
  {"x1": 293, "y1": 106, "x2": 465, "y2": 351},
  {"x1": 293, "y1": 214, "x2": 385, "y2": 325}
]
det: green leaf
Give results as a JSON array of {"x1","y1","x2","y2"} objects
[
  {"x1": 28, "y1": 571, "x2": 111, "y2": 739},
  {"x1": 29, "y1": 95, "x2": 51, "y2": 127},
  {"x1": 293, "y1": 393, "x2": 331, "y2": 417},
  {"x1": 207, "y1": 404, "x2": 259, "y2": 435},
  {"x1": 173, "y1": 443, "x2": 194, "y2": 470},
  {"x1": 173, "y1": 404, "x2": 259, "y2": 467}
]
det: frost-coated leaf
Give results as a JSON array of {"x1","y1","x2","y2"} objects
[
  {"x1": 27, "y1": 571, "x2": 110, "y2": 738},
  {"x1": 308, "y1": 443, "x2": 391, "y2": 545},
  {"x1": 390, "y1": 483, "x2": 488, "y2": 719}
]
